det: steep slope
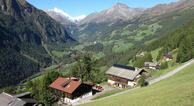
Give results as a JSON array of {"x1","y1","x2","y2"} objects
[
  {"x1": 46, "y1": 8, "x2": 86, "y2": 39},
  {"x1": 145, "y1": 16, "x2": 194, "y2": 63},
  {"x1": 0, "y1": 0, "x2": 75, "y2": 88}
]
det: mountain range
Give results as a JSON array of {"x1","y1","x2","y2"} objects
[
  {"x1": 47, "y1": 0, "x2": 194, "y2": 26},
  {"x1": 46, "y1": 3, "x2": 144, "y2": 25},
  {"x1": 80, "y1": 3, "x2": 144, "y2": 24},
  {"x1": 75, "y1": 0, "x2": 194, "y2": 42}
]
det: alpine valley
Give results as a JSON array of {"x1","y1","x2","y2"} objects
[{"x1": 1, "y1": 0, "x2": 194, "y2": 105}]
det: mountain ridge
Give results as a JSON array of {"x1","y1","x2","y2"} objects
[{"x1": 80, "y1": 3, "x2": 144, "y2": 24}]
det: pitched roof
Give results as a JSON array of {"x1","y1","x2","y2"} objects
[
  {"x1": 164, "y1": 54, "x2": 173, "y2": 59},
  {"x1": 49, "y1": 77, "x2": 82, "y2": 94},
  {"x1": 0, "y1": 92, "x2": 26, "y2": 106},
  {"x1": 106, "y1": 65, "x2": 142, "y2": 80}
]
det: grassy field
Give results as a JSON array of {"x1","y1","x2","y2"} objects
[
  {"x1": 134, "y1": 23, "x2": 162, "y2": 41},
  {"x1": 81, "y1": 62, "x2": 194, "y2": 106}
]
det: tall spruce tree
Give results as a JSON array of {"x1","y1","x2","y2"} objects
[{"x1": 177, "y1": 36, "x2": 193, "y2": 63}]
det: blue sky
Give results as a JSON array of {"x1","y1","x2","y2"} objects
[{"x1": 27, "y1": 0, "x2": 178, "y2": 17}]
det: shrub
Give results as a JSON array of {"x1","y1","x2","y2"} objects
[
  {"x1": 138, "y1": 76, "x2": 148, "y2": 87},
  {"x1": 160, "y1": 62, "x2": 168, "y2": 69}
]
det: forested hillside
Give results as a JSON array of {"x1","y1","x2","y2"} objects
[
  {"x1": 0, "y1": 0, "x2": 75, "y2": 88},
  {"x1": 146, "y1": 17, "x2": 194, "y2": 63}
]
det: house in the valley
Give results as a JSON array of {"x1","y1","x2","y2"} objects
[
  {"x1": 144, "y1": 62, "x2": 161, "y2": 70},
  {"x1": 0, "y1": 92, "x2": 39, "y2": 106},
  {"x1": 163, "y1": 54, "x2": 173, "y2": 61},
  {"x1": 106, "y1": 64, "x2": 146, "y2": 88},
  {"x1": 49, "y1": 77, "x2": 93, "y2": 105}
]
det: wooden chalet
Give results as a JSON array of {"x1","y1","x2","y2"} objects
[
  {"x1": 49, "y1": 77, "x2": 93, "y2": 105},
  {"x1": 106, "y1": 64, "x2": 145, "y2": 88}
]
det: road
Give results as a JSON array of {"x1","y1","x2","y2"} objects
[
  {"x1": 148, "y1": 59, "x2": 194, "y2": 85},
  {"x1": 74, "y1": 58, "x2": 194, "y2": 106}
]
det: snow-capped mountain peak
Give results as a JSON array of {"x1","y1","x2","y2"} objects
[
  {"x1": 72, "y1": 15, "x2": 87, "y2": 22},
  {"x1": 52, "y1": 7, "x2": 72, "y2": 18},
  {"x1": 47, "y1": 8, "x2": 86, "y2": 22}
]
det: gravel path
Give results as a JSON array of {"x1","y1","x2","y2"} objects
[{"x1": 75, "y1": 59, "x2": 194, "y2": 106}]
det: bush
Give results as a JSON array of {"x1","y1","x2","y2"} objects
[
  {"x1": 138, "y1": 76, "x2": 148, "y2": 87},
  {"x1": 160, "y1": 62, "x2": 168, "y2": 69}
]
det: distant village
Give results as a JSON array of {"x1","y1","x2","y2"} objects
[{"x1": 0, "y1": 53, "x2": 173, "y2": 105}]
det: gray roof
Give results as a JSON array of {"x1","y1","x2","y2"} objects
[
  {"x1": 0, "y1": 92, "x2": 12, "y2": 106},
  {"x1": 0, "y1": 92, "x2": 38, "y2": 106},
  {"x1": 0, "y1": 92, "x2": 26, "y2": 106},
  {"x1": 106, "y1": 65, "x2": 142, "y2": 80}
]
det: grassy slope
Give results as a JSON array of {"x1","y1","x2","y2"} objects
[{"x1": 81, "y1": 62, "x2": 194, "y2": 106}]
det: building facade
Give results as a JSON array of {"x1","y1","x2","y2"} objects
[
  {"x1": 50, "y1": 77, "x2": 93, "y2": 105},
  {"x1": 106, "y1": 64, "x2": 145, "y2": 88}
]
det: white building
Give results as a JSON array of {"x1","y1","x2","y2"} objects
[
  {"x1": 50, "y1": 77, "x2": 93, "y2": 105},
  {"x1": 106, "y1": 64, "x2": 146, "y2": 88}
]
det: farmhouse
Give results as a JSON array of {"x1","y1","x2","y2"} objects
[
  {"x1": 163, "y1": 54, "x2": 173, "y2": 61},
  {"x1": 49, "y1": 77, "x2": 93, "y2": 105},
  {"x1": 106, "y1": 64, "x2": 145, "y2": 88},
  {"x1": 144, "y1": 62, "x2": 160, "y2": 70},
  {"x1": 0, "y1": 92, "x2": 39, "y2": 106}
]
